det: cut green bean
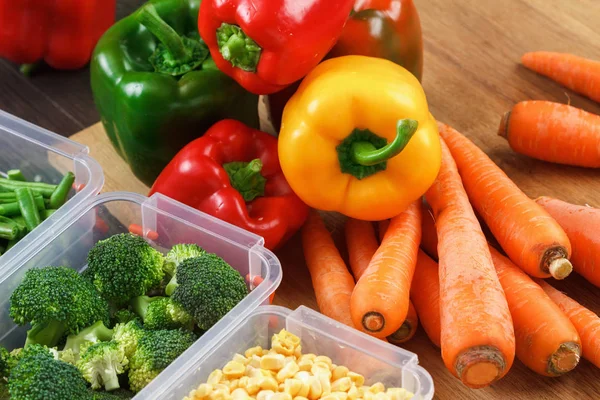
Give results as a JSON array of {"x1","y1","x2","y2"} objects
[
  {"x1": 49, "y1": 172, "x2": 75, "y2": 209},
  {"x1": 0, "y1": 192, "x2": 43, "y2": 204},
  {"x1": 0, "y1": 196, "x2": 45, "y2": 217},
  {"x1": 0, "y1": 186, "x2": 11, "y2": 193},
  {"x1": 10, "y1": 216, "x2": 29, "y2": 238},
  {"x1": 0, "y1": 216, "x2": 20, "y2": 240},
  {"x1": 7, "y1": 170, "x2": 26, "y2": 181},
  {"x1": 42, "y1": 209, "x2": 57, "y2": 220},
  {"x1": 15, "y1": 188, "x2": 41, "y2": 231},
  {"x1": 0, "y1": 178, "x2": 57, "y2": 198}
]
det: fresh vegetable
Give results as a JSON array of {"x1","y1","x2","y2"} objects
[
  {"x1": 128, "y1": 328, "x2": 197, "y2": 393},
  {"x1": 0, "y1": 0, "x2": 115, "y2": 72},
  {"x1": 131, "y1": 296, "x2": 194, "y2": 331},
  {"x1": 425, "y1": 138, "x2": 515, "y2": 388},
  {"x1": 301, "y1": 210, "x2": 355, "y2": 327},
  {"x1": 77, "y1": 341, "x2": 128, "y2": 391},
  {"x1": 15, "y1": 188, "x2": 41, "y2": 231},
  {"x1": 113, "y1": 320, "x2": 145, "y2": 362},
  {"x1": 168, "y1": 253, "x2": 249, "y2": 331},
  {"x1": 0, "y1": 178, "x2": 57, "y2": 198},
  {"x1": 163, "y1": 244, "x2": 205, "y2": 278},
  {"x1": 112, "y1": 310, "x2": 140, "y2": 326},
  {"x1": 61, "y1": 321, "x2": 114, "y2": 365},
  {"x1": 84, "y1": 233, "x2": 165, "y2": 306},
  {"x1": 490, "y1": 246, "x2": 581, "y2": 376},
  {"x1": 278, "y1": 56, "x2": 441, "y2": 221},
  {"x1": 91, "y1": 0, "x2": 260, "y2": 186},
  {"x1": 0, "y1": 216, "x2": 19, "y2": 240},
  {"x1": 351, "y1": 201, "x2": 421, "y2": 338},
  {"x1": 345, "y1": 218, "x2": 379, "y2": 281},
  {"x1": 439, "y1": 122, "x2": 573, "y2": 279},
  {"x1": 538, "y1": 280, "x2": 600, "y2": 369},
  {"x1": 387, "y1": 300, "x2": 419, "y2": 345},
  {"x1": 420, "y1": 200, "x2": 438, "y2": 260},
  {"x1": 198, "y1": 0, "x2": 354, "y2": 95},
  {"x1": 535, "y1": 197, "x2": 600, "y2": 287},
  {"x1": 410, "y1": 250, "x2": 441, "y2": 347},
  {"x1": 9, "y1": 266, "x2": 110, "y2": 347},
  {"x1": 150, "y1": 119, "x2": 309, "y2": 250},
  {"x1": 49, "y1": 172, "x2": 75, "y2": 209},
  {"x1": 522, "y1": 52, "x2": 600, "y2": 103},
  {"x1": 0, "y1": 196, "x2": 45, "y2": 217},
  {"x1": 499, "y1": 101, "x2": 600, "y2": 168},
  {"x1": 7, "y1": 170, "x2": 25, "y2": 181},
  {"x1": 89, "y1": 389, "x2": 135, "y2": 400}
]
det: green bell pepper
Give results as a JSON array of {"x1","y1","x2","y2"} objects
[{"x1": 91, "y1": 0, "x2": 260, "y2": 186}]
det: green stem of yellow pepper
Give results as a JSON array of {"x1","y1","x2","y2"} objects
[{"x1": 352, "y1": 119, "x2": 418, "y2": 166}]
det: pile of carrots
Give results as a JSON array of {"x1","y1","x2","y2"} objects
[{"x1": 300, "y1": 51, "x2": 600, "y2": 389}]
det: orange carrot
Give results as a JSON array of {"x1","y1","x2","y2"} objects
[
  {"x1": 350, "y1": 201, "x2": 422, "y2": 339},
  {"x1": 410, "y1": 250, "x2": 441, "y2": 347},
  {"x1": 425, "y1": 137, "x2": 515, "y2": 388},
  {"x1": 377, "y1": 219, "x2": 390, "y2": 243},
  {"x1": 420, "y1": 200, "x2": 438, "y2": 260},
  {"x1": 387, "y1": 300, "x2": 419, "y2": 345},
  {"x1": 302, "y1": 210, "x2": 355, "y2": 327},
  {"x1": 522, "y1": 51, "x2": 600, "y2": 103},
  {"x1": 499, "y1": 101, "x2": 600, "y2": 168},
  {"x1": 345, "y1": 218, "x2": 379, "y2": 281},
  {"x1": 490, "y1": 246, "x2": 581, "y2": 376},
  {"x1": 536, "y1": 197, "x2": 600, "y2": 287},
  {"x1": 439, "y1": 122, "x2": 573, "y2": 280},
  {"x1": 537, "y1": 280, "x2": 600, "y2": 369}
]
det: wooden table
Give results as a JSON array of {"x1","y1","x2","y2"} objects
[{"x1": 70, "y1": 0, "x2": 600, "y2": 399}]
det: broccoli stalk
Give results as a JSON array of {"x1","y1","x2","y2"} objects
[
  {"x1": 77, "y1": 341, "x2": 128, "y2": 391},
  {"x1": 113, "y1": 320, "x2": 145, "y2": 361},
  {"x1": 60, "y1": 321, "x2": 114, "y2": 365},
  {"x1": 131, "y1": 296, "x2": 194, "y2": 331}
]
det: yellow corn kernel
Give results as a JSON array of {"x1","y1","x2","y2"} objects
[
  {"x1": 246, "y1": 346, "x2": 263, "y2": 358},
  {"x1": 387, "y1": 388, "x2": 412, "y2": 400},
  {"x1": 314, "y1": 356, "x2": 333, "y2": 368},
  {"x1": 284, "y1": 356, "x2": 296, "y2": 365},
  {"x1": 300, "y1": 353, "x2": 316, "y2": 362},
  {"x1": 306, "y1": 376, "x2": 323, "y2": 400},
  {"x1": 348, "y1": 384, "x2": 358, "y2": 400},
  {"x1": 208, "y1": 370, "x2": 224, "y2": 386},
  {"x1": 248, "y1": 368, "x2": 262, "y2": 379},
  {"x1": 233, "y1": 353, "x2": 249, "y2": 365},
  {"x1": 213, "y1": 384, "x2": 230, "y2": 393},
  {"x1": 208, "y1": 389, "x2": 229, "y2": 400},
  {"x1": 347, "y1": 372, "x2": 365, "y2": 388},
  {"x1": 232, "y1": 388, "x2": 250, "y2": 400},
  {"x1": 363, "y1": 391, "x2": 374, "y2": 400},
  {"x1": 294, "y1": 345, "x2": 302, "y2": 359},
  {"x1": 294, "y1": 371, "x2": 311, "y2": 380},
  {"x1": 238, "y1": 377, "x2": 249, "y2": 389},
  {"x1": 257, "y1": 390, "x2": 275, "y2": 400},
  {"x1": 324, "y1": 393, "x2": 349, "y2": 400},
  {"x1": 246, "y1": 377, "x2": 261, "y2": 395},
  {"x1": 229, "y1": 380, "x2": 240, "y2": 391},
  {"x1": 284, "y1": 378, "x2": 302, "y2": 397},
  {"x1": 374, "y1": 393, "x2": 388, "y2": 400},
  {"x1": 297, "y1": 357, "x2": 313, "y2": 372},
  {"x1": 310, "y1": 362, "x2": 331, "y2": 379},
  {"x1": 293, "y1": 397, "x2": 309, "y2": 400},
  {"x1": 250, "y1": 355, "x2": 262, "y2": 368},
  {"x1": 277, "y1": 360, "x2": 300, "y2": 382},
  {"x1": 332, "y1": 366, "x2": 349, "y2": 382},
  {"x1": 271, "y1": 393, "x2": 293, "y2": 400},
  {"x1": 369, "y1": 383, "x2": 385, "y2": 394},
  {"x1": 296, "y1": 380, "x2": 310, "y2": 398},
  {"x1": 331, "y1": 377, "x2": 352, "y2": 393},
  {"x1": 224, "y1": 361, "x2": 246, "y2": 379},
  {"x1": 263, "y1": 349, "x2": 273, "y2": 356},
  {"x1": 259, "y1": 376, "x2": 279, "y2": 391},
  {"x1": 317, "y1": 372, "x2": 331, "y2": 396},
  {"x1": 190, "y1": 383, "x2": 213, "y2": 399},
  {"x1": 357, "y1": 387, "x2": 366, "y2": 398},
  {"x1": 261, "y1": 354, "x2": 285, "y2": 371}
]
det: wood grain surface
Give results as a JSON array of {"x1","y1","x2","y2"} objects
[{"x1": 40, "y1": 0, "x2": 600, "y2": 398}]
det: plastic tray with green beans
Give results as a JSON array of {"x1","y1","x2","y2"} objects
[{"x1": 0, "y1": 169, "x2": 75, "y2": 256}]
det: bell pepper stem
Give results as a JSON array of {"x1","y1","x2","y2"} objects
[
  {"x1": 217, "y1": 23, "x2": 262, "y2": 72},
  {"x1": 223, "y1": 159, "x2": 267, "y2": 202},
  {"x1": 19, "y1": 63, "x2": 37, "y2": 76},
  {"x1": 137, "y1": 4, "x2": 189, "y2": 62},
  {"x1": 352, "y1": 119, "x2": 419, "y2": 166}
]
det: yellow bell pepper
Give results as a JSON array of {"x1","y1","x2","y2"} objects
[{"x1": 278, "y1": 55, "x2": 441, "y2": 221}]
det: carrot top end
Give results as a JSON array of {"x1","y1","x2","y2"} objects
[
  {"x1": 497, "y1": 111, "x2": 511, "y2": 140},
  {"x1": 548, "y1": 258, "x2": 573, "y2": 280},
  {"x1": 455, "y1": 346, "x2": 505, "y2": 388},
  {"x1": 387, "y1": 321, "x2": 413, "y2": 344},
  {"x1": 362, "y1": 311, "x2": 385, "y2": 333},
  {"x1": 548, "y1": 342, "x2": 581, "y2": 375}
]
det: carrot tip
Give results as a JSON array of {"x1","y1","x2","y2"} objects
[
  {"x1": 497, "y1": 111, "x2": 510, "y2": 140},
  {"x1": 548, "y1": 258, "x2": 573, "y2": 280},
  {"x1": 387, "y1": 322, "x2": 413, "y2": 344},
  {"x1": 455, "y1": 346, "x2": 505, "y2": 388},
  {"x1": 548, "y1": 342, "x2": 581, "y2": 375},
  {"x1": 362, "y1": 312, "x2": 385, "y2": 333}
]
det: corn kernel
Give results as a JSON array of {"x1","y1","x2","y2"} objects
[
  {"x1": 233, "y1": 353, "x2": 249, "y2": 365},
  {"x1": 331, "y1": 377, "x2": 352, "y2": 393},
  {"x1": 284, "y1": 378, "x2": 302, "y2": 396},
  {"x1": 294, "y1": 371, "x2": 311, "y2": 381},
  {"x1": 387, "y1": 388, "x2": 411, "y2": 400},
  {"x1": 250, "y1": 355, "x2": 262, "y2": 368},
  {"x1": 301, "y1": 354, "x2": 316, "y2": 361},
  {"x1": 284, "y1": 356, "x2": 296, "y2": 365},
  {"x1": 296, "y1": 380, "x2": 310, "y2": 398},
  {"x1": 314, "y1": 356, "x2": 332, "y2": 368},
  {"x1": 208, "y1": 389, "x2": 229, "y2": 400},
  {"x1": 248, "y1": 368, "x2": 263, "y2": 379},
  {"x1": 231, "y1": 388, "x2": 249, "y2": 400},
  {"x1": 294, "y1": 345, "x2": 303, "y2": 359},
  {"x1": 208, "y1": 370, "x2": 223, "y2": 386},
  {"x1": 310, "y1": 362, "x2": 331, "y2": 378},
  {"x1": 348, "y1": 385, "x2": 358, "y2": 400},
  {"x1": 306, "y1": 376, "x2": 322, "y2": 400},
  {"x1": 294, "y1": 397, "x2": 309, "y2": 400},
  {"x1": 363, "y1": 391, "x2": 374, "y2": 400},
  {"x1": 369, "y1": 383, "x2": 385, "y2": 394},
  {"x1": 271, "y1": 393, "x2": 293, "y2": 400},
  {"x1": 374, "y1": 393, "x2": 388, "y2": 400},
  {"x1": 257, "y1": 390, "x2": 275, "y2": 400},
  {"x1": 247, "y1": 377, "x2": 262, "y2": 395},
  {"x1": 298, "y1": 357, "x2": 313, "y2": 371},
  {"x1": 245, "y1": 346, "x2": 263, "y2": 358},
  {"x1": 223, "y1": 361, "x2": 246, "y2": 379},
  {"x1": 238, "y1": 376, "x2": 249, "y2": 389},
  {"x1": 259, "y1": 376, "x2": 279, "y2": 391},
  {"x1": 317, "y1": 373, "x2": 331, "y2": 396},
  {"x1": 277, "y1": 360, "x2": 300, "y2": 382},
  {"x1": 332, "y1": 366, "x2": 349, "y2": 382},
  {"x1": 357, "y1": 388, "x2": 366, "y2": 398},
  {"x1": 261, "y1": 353, "x2": 286, "y2": 371},
  {"x1": 213, "y1": 384, "x2": 230, "y2": 393},
  {"x1": 191, "y1": 383, "x2": 213, "y2": 399},
  {"x1": 347, "y1": 372, "x2": 365, "y2": 387},
  {"x1": 332, "y1": 392, "x2": 349, "y2": 400},
  {"x1": 229, "y1": 380, "x2": 239, "y2": 390}
]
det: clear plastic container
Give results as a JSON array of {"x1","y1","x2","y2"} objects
[
  {"x1": 0, "y1": 109, "x2": 104, "y2": 267},
  {"x1": 146, "y1": 305, "x2": 435, "y2": 400},
  {"x1": 0, "y1": 191, "x2": 282, "y2": 393}
]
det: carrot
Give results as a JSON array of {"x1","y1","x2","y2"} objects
[
  {"x1": 490, "y1": 246, "x2": 581, "y2": 376},
  {"x1": 387, "y1": 300, "x2": 419, "y2": 345},
  {"x1": 535, "y1": 197, "x2": 600, "y2": 287},
  {"x1": 420, "y1": 200, "x2": 438, "y2": 260},
  {"x1": 439, "y1": 122, "x2": 573, "y2": 280},
  {"x1": 425, "y1": 137, "x2": 515, "y2": 388},
  {"x1": 521, "y1": 51, "x2": 600, "y2": 103},
  {"x1": 499, "y1": 101, "x2": 600, "y2": 168},
  {"x1": 350, "y1": 201, "x2": 421, "y2": 339},
  {"x1": 409, "y1": 250, "x2": 441, "y2": 347},
  {"x1": 345, "y1": 218, "x2": 379, "y2": 281},
  {"x1": 302, "y1": 210, "x2": 355, "y2": 327},
  {"x1": 537, "y1": 280, "x2": 600, "y2": 369},
  {"x1": 377, "y1": 219, "x2": 390, "y2": 243}
]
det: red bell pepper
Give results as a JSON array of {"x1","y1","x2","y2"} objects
[
  {"x1": 149, "y1": 119, "x2": 309, "y2": 250},
  {"x1": 198, "y1": 0, "x2": 355, "y2": 95},
  {"x1": 0, "y1": 0, "x2": 116, "y2": 72}
]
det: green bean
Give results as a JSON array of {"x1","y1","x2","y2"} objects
[
  {"x1": 15, "y1": 188, "x2": 41, "y2": 231},
  {"x1": 0, "y1": 196, "x2": 45, "y2": 217},
  {"x1": 7, "y1": 170, "x2": 26, "y2": 181},
  {"x1": 42, "y1": 209, "x2": 57, "y2": 220},
  {"x1": 0, "y1": 177, "x2": 57, "y2": 198},
  {"x1": 49, "y1": 172, "x2": 75, "y2": 208},
  {"x1": 0, "y1": 192, "x2": 43, "y2": 204},
  {"x1": 0, "y1": 216, "x2": 20, "y2": 240}
]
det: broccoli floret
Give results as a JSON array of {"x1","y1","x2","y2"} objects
[
  {"x1": 9, "y1": 266, "x2": 110, "y2": 347},
  {"x1": 170, "y1": 254, "x2": 248, "y2": 330},
  {"x1": 112, "y1": 309, "x2": 140, "y2": 325},
  {"x1": 10, "y1": 344, "x2": 59, "y2": 370},
  {"x1": 89, "y1": 388, "x2": 134, "y2": 399},
  {"x1": 164, "y1": 244, "x2": 205, "y2": 293},
  {"x1": 61, "y1": 321, "x2": 114, "y2": 365},
  {"x1": 0, "y1": 347, "x2": 11, "y2": 379},
  {"x1": 128, "y1": 328, "x2": 197, "y2": 392},
  {"x1": 113, "y1": 320, "x2": 144, "y2": 361},
  {"x1": 8, "y1": 353, "x2": 88, "y2": 400},
  {"x1": 77, "y1": 341, "x2": 128, "y2": 391},
  {"x1": 84, "y1": 233, "x2": 165, "y2": 306},
  {"x1": 131, "y1": 296, "x2": 194, "y2": 330},
  {"x1": 0, "y1": 381, "x2": 8, "y2": 399}
]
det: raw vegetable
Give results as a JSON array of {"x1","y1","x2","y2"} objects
[
  {"x1": 49, "y1": 172, "x2": 75, "y2": 209},
  {"x1": 278, "y1": 56, "x2": 441, "y2": 221},
  {"x1": 387, "y1": 301, "x2": 419, "y2": 345},
  {"x1": 522, "y1": 52, "x2": 600, "y2": 103},
  {"x1": 490, "y1": 246, "x2": 581, "y2": 376},
  {"x1": 345, "y1": 218, "x2": 379, "y2": 281},
  {"x1": 150, "y1": 119, "x2": 309, "y2": 250},
  {"x1": 131, "y1": 296, "x2": 194, "y2": 331},
  {"x1": 538, "y1": 280, "x2": 600, "y2": 368},
  {"x1": 0, "y1": 196, "x2": 44, "y2": 217},
  {"x1": 439, "y1": 122, "x2": 573, "y2": 279},
  {"x1": 420, "y1": 200, "x2": 439, "y2": 260},
  {"x1": 425, "y1": 138, "x2": 515, "y2": 388},
  {"x1": 15, "y1": 188, "x2": 41, "y2": 231},
  {"x1": 0, "y1": 178, "x2": 57, "y2": 198},
  {"x1": 499, "y1": 101, "x2": 600, "y2": 168},
  {"x1": 350, "y1": 201, "x2": 422, "y2": 338},
  {"x1": 61, "y1": 321, "x2": 114, "y2": 365},
  {"x1": 7, "y1": 170, "x2": 25, "y2": 181},
  {"x1": 535, "y1": 197, "x2": 600, "y2": 287},
  {"x1": 0, "y1": 216, "x2": 19, "y2": 240},
  {"x1": 91, "y1": 0, "x2": 260, "y2": 186},
  {"x1": 112, "y1": 320, "x2": 145, "y2": 361},
  {"x1": 198, "y1": 0, "x2": 354, "y2": 95},
  {"x1": 163, "y1": 243, "x2": 205, "y2": 279},
  {"x1": 410, "y1": 250, "x2": 441, "y2": 347},
  {"x1": 301, "y1": 210, "x2": 355, "y2": 327},
  {"x1": 77, "y1": 341, "x2": 128, "y2": 391}
]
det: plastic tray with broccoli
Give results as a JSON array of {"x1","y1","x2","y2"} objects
[{"x1": 0, "y1": 233, "x2": 250, "y2": 399}]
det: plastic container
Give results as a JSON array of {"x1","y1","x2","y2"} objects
[
  {"x1": 0, "y1": 109, "x2": 104, "y2": 268},
  {"x1": 0, "y1": 191, "x2": 282, "y2": 393},
  {"x1": 146, "y1": 305, "x2": 435, "y2": 400}
]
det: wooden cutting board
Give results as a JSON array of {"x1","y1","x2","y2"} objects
[{"x1": 70, "y1": 0, "x2": 600, "y2": 398}]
